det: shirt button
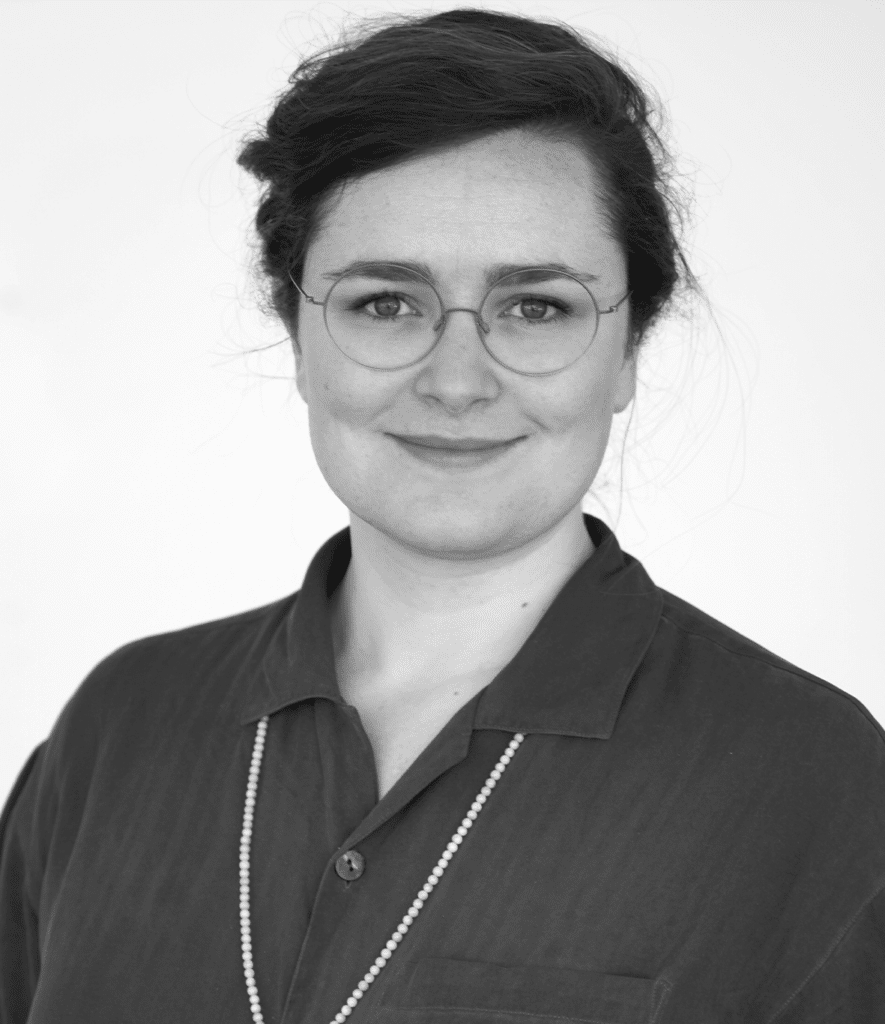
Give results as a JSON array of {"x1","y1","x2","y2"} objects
[{"x1": 335, "y1": 849, "x2": 365, "y2": 881}]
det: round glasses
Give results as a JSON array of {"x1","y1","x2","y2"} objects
[{"x1": 289, "y1": 263, "x2": 630, "y2": 376}]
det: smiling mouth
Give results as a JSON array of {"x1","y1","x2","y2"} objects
[
  {"x1": 390, "y1": 435, "x2": 525, "y2": 466},
  {"x1": 390, "y1": 435, "x2": 524, "y2": 452}
]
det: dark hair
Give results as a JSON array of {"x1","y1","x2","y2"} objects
[{"x1": 237, "y1": 7, "x2": 701, "y2": 357}]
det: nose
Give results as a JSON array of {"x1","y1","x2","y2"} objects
[
  {"x1": 415, "y1": 306, "x2": 500, "y2": 408},
  {"x1": 432, "y1": 306, "x2": 490, "y2": 339}
]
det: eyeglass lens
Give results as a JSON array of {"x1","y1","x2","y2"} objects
[{"x1": 323, "y1": 267, "x2": 600, "y2": 374}]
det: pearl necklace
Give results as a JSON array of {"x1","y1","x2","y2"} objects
[{"x1": 239, "y1": 714, "x2": 525, "y2": 1024}]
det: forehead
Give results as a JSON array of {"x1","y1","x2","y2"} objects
[{"x1": 306, "y1": 130, "x2": 621, "y2": 280}]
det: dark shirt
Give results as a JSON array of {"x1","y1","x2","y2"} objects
[{"x1": 2, "y1": 514, "x2": 884, "y2": 1024}]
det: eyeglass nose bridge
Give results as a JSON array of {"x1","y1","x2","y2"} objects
[{"x1": 431, "y1": 306, "x2": 492, "y2": 345}]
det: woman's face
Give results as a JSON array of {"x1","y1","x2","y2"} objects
[{"x1": 294, "y1": 129, "x2": 635, "y2": 561}]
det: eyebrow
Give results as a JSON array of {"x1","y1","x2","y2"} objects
[{"x1": 320, "y1": 260, "x2": 599, "y2": 287}]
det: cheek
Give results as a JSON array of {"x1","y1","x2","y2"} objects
[
  {"x1": 305, "y1": 361, "x2": 391, "y2": 457},
  {"x1": 538, "y1": 371, "x2": 618, "y2": 443},
  {"x1": 526, "y1": 374, "x2": 624, "y2": 495}
]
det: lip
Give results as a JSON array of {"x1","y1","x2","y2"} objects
[
  {"x1": 391, "y1": 434, "x2": 523, "y2": 451},
  {"x1": 391, "y1": 434, "x2": 524, "y2": 468}
]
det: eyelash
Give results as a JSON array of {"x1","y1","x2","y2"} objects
[{"x1": 351, "y1": 291, "x2": 573, "y2": 323}]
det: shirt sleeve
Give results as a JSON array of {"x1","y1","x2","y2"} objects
[
  {"x1": 0, "y1": 744, "x2": 46, "y2": 1024},
  {"x1": 770, "y1": 882, "x2": 885, "y2": 1023}
]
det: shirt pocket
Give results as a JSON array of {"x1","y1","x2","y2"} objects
[{"x1": 372, "y1": 956, "x2": 660, "y2": 1024}]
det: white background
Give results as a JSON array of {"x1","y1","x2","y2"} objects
[{"x1": 1, "y1": 0, "x2": 883, "y2": 799}]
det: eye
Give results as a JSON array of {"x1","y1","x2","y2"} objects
[
  {"x1": 352, "y1": 292, "x2": 421, "y2": 319},
  {"x1": 501, "y1": 295, "x2": 571, "y2": 323}
]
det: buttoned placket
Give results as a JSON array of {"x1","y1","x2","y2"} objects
[{"x1": 274, "y1": 693, "x2": 485, "y2": 1024}]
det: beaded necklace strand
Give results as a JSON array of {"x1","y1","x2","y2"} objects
[{"x1": 239, "y1": 714, "x2": 525, "y2": 1024}]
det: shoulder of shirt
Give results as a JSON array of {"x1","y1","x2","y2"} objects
[
  {"x1": 88, "y1": 590, "x2": 299, "y2": 677},
  {"x1": 42, "y1": 592, "x2": 302, "y2": 761},
  {"x1": 655, "y1": 584, "x2": 885, "y2": 749}
]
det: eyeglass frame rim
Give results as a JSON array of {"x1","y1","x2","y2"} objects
[{"x1": 285, "y1": 262, "x2": 632, "y2": 377}]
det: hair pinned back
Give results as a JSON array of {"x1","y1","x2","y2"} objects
[{"x1": 238, "y1": 7, "x2": 700, "y2": 356}]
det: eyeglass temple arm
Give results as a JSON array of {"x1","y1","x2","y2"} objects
[
  {"x1": 598, "y1": 290, "x2": 631, "y2": 316},
  {"x1": 288, "y1": 271, "x2": 324, "y2": 306}
]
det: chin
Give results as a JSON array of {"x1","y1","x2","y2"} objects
[{"x1": 351, "y1": 490, "x2": 550, "y2": 561}]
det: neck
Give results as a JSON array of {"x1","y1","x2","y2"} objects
[{"x1": 329, "y1": 507, "x2": 595, "y2": 694}]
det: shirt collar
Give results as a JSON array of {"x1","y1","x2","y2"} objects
[{"x1": 240, "y1": 514, "x2": 663, "y2": 740}]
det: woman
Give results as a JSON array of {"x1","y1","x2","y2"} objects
[{"x1": 2, "y1": 7, "x2": 883, "y2": 1023}]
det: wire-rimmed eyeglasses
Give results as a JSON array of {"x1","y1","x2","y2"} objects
[{"x1": 287, "y1": 263, "x2": 630, "y2": 376}]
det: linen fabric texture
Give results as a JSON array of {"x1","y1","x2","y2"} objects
[{"x1": 2, "y1": 515, "x2": 884, "y2": 1024}]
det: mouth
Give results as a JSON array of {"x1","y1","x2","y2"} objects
[
  {"x1": 389, "y1": 434, "x2": 525, "y2": 467},
  {"x1": 390, "y1": 434, "x2": 524, "y2": 451}
]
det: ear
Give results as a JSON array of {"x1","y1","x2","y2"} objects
[{"x1": 612, "y1": 348, "x2": 636, "y2": 414}]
